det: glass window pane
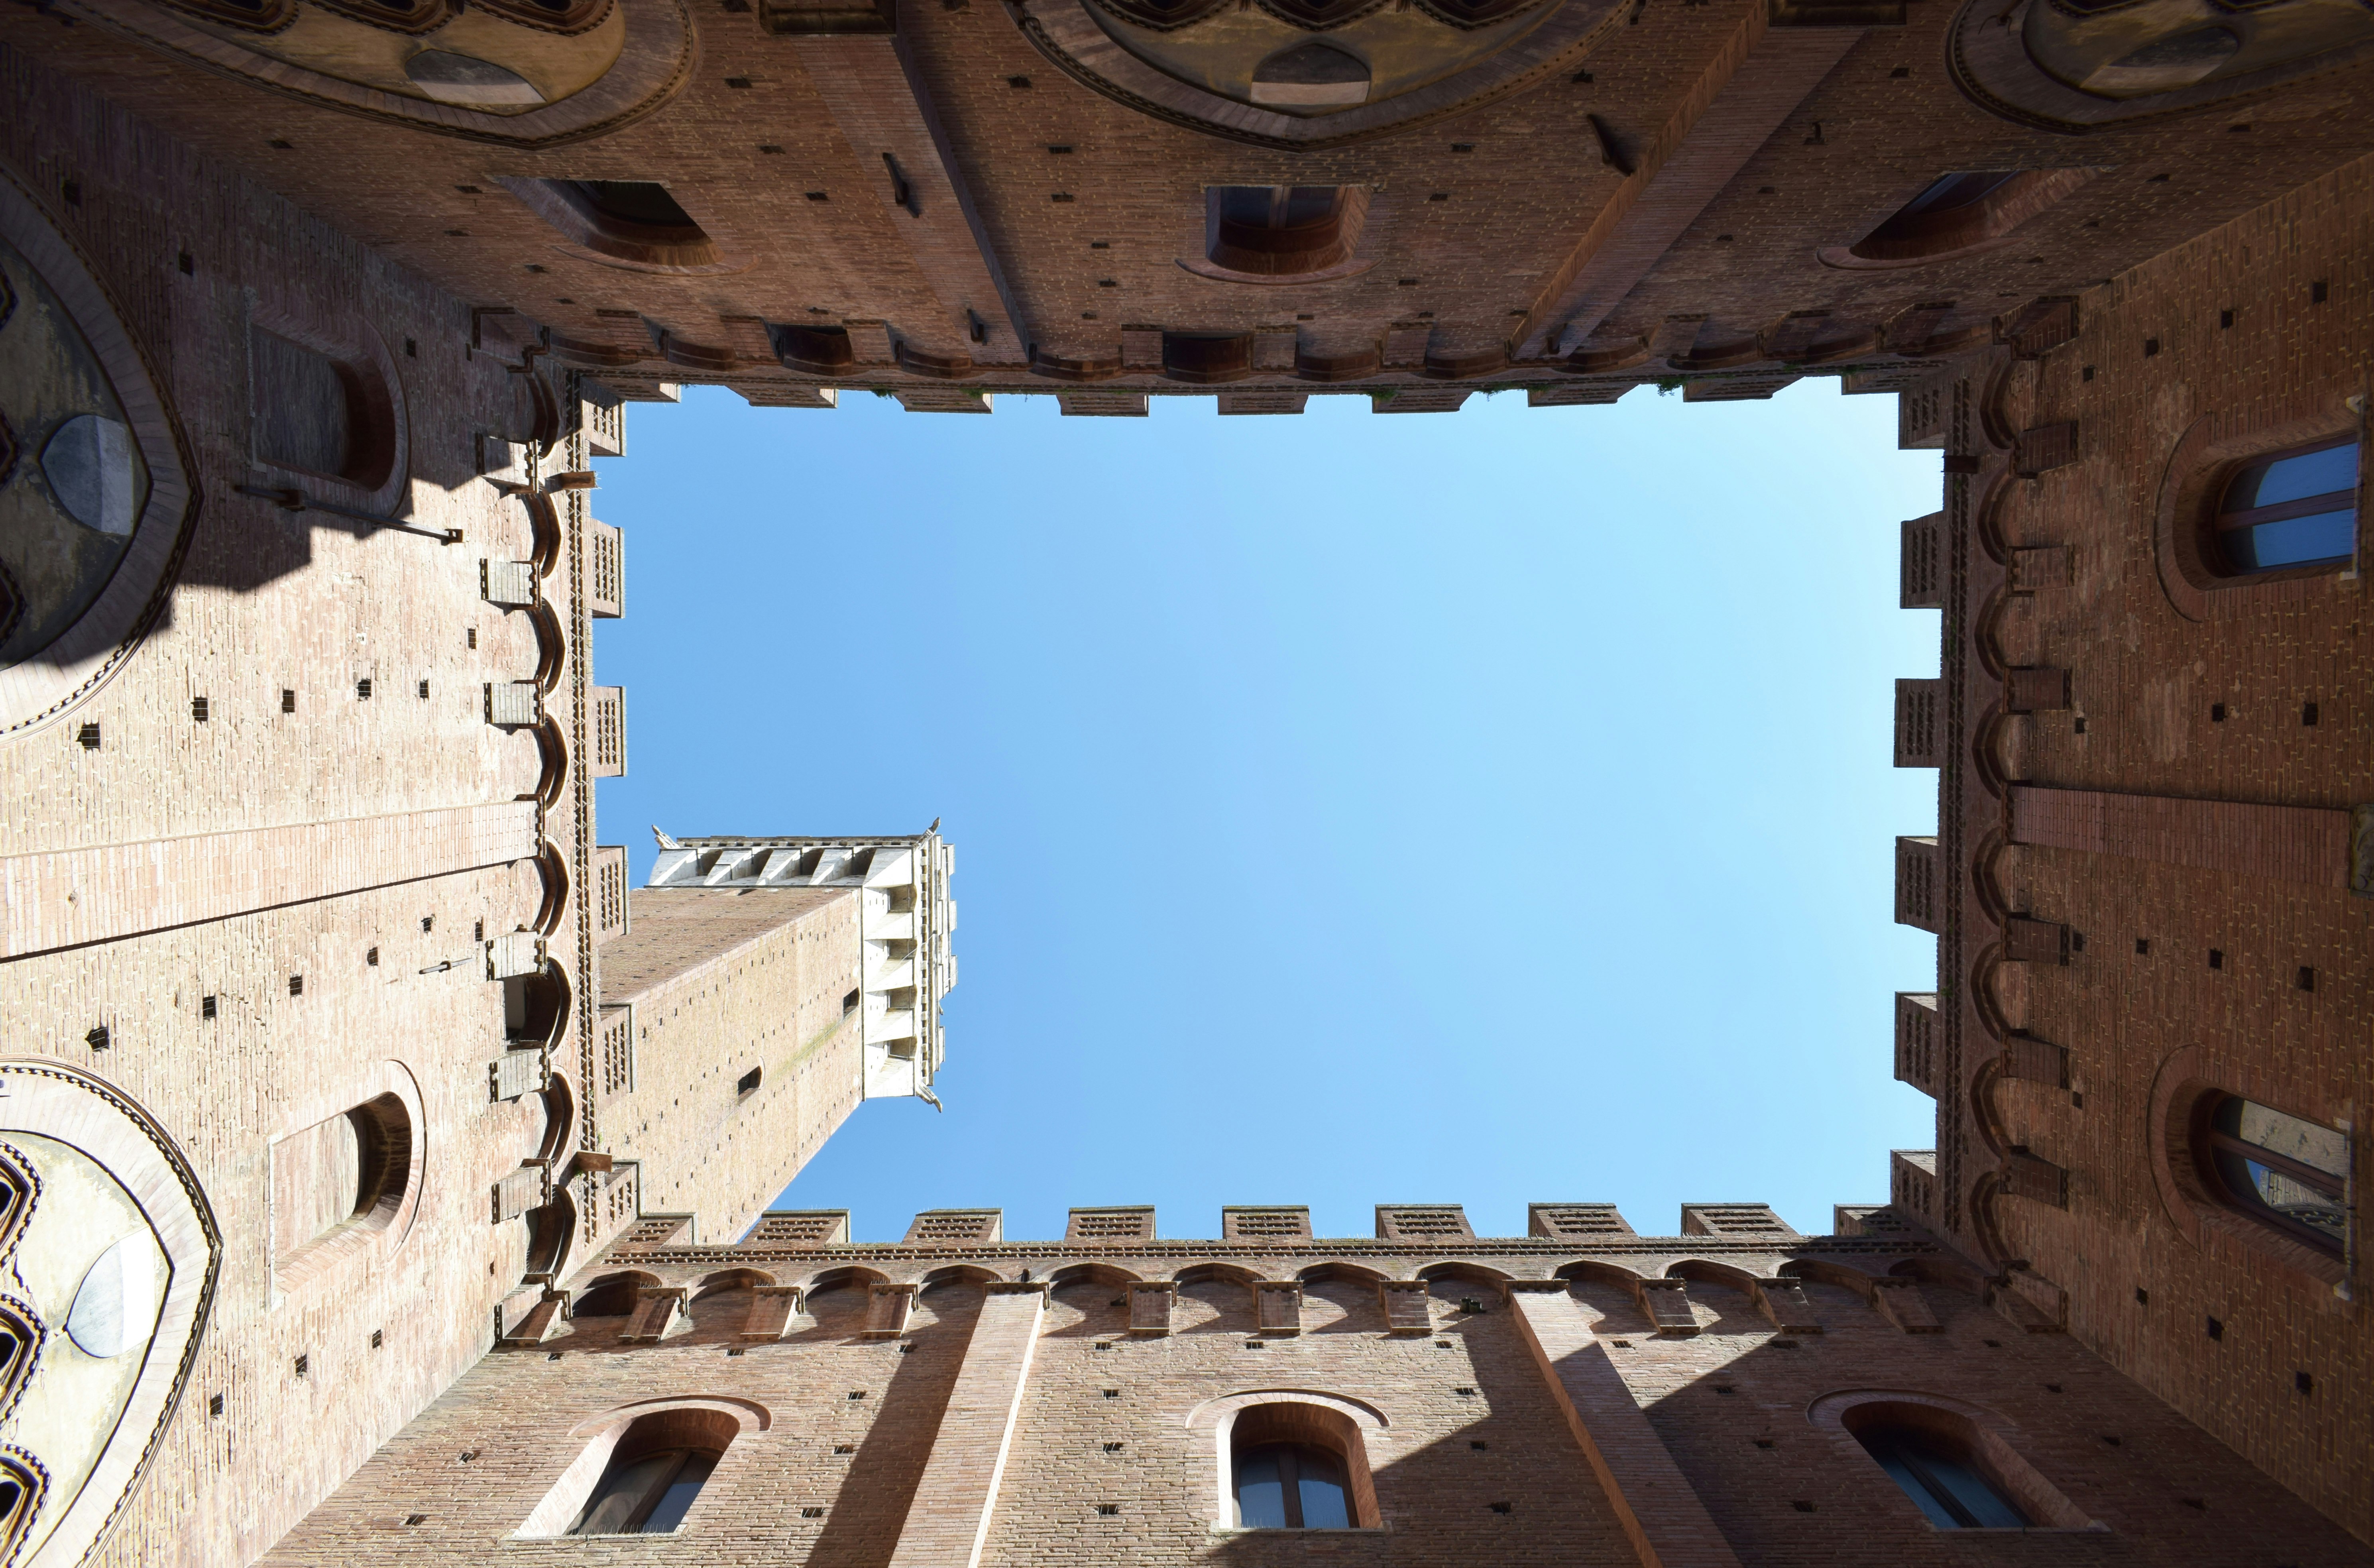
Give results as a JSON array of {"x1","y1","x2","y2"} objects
[
  {"x1": 639, "y1": 1450, "x2": 716, "y2": 1533},
  {"x1": 1291, "y1": 1470, "x2": 1348, "y2": 1527},
  {"x1": 2215, "y1": 1151, "x2": 2348, "y2": 1248},
  {"x1": 569, "y1": 1451, "x2": 677, "y2": 1535},
  {"x1": 1217, "y1": 187, "x2": 1280, "y2": 228},
  {"x1": 1921, "y1": 1454, "x2": 2030, "y2": 1528},
  {"x1": 1898, "y1": 171, "x2": 2019, "y2": 219},
  {"x1": 2224, "y1": 443, "x2": 2358, "y2": 512},
  {"x1": 1234, "y1": 1450, "x2": 1287, "y2": 1528},
  {"x1": 2223, "y1": 511, "x2": 2356, "y2": 572},
  {"x1": 2220, "y1": 1097, "x2": 2350, "y2": 1179},
  {"x1": 1871, "y1": 1446, "x2": 1966, "y2": 1528},
  {"x1": 1281, "y1": 187, "x2": 1341, "y2": 228}
]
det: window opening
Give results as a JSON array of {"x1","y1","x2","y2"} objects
[
  {"x1": 560, "y1": 181, "x2": 698, "y2": 231},
  {"x1": 1205, "y1": 186, "x2": 1364, "y2": 278},
  {"x1": 2210, "y1": 436, "x2": 2359, "y2": 574},
  {"x1": 568, "y1": 1446, "x2": 721, "y2": 1535},
  {"x1": 1855, "y1": 1425, "x2": 2029, "y2": 1529},
  {"x1": 1233, "y1": 1442, "x2": 1349, "y2": 1529},
  {"x1": 2200, "y1": 1094, "x2": 2348, "y2": 1253},
  {"x1": 1843, "y1": 170, "x2": 2084, "y2": 263}
]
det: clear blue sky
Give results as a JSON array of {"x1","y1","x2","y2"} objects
[{"x1": 590, "y1": 381, "x2": 1942, "y2": 1244}]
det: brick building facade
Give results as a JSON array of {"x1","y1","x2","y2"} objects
[{"x1": 0, "y1": 0, "x2": 2364, "y2": 1553}]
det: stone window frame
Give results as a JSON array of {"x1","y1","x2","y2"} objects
[
  {"x1": 1186, "y1": 1390, "x2": 1389, "y2": 1534},
  {"x1": 269, "y1": 1060, "x2": 426, "y2": 1296},
  {"x1": 2153, "y1": 405, "x2": 2365, "y2": 622},
  {"x1": 514, "y1": 1397, "x2": 770, "y2": 1539},
  {"x1": 1806, "y1": 1389, "x2": 2098, "y2": 1533},
  {"x1": 0, "y1": 167, "x2": 197, "y2": 742},
  {"x1": 2146, "y1": 1045, "x2": 2354, "y2": 1295}
]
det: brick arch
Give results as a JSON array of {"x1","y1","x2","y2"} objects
[
  {"x1": 1412, "y1": 1260, "x2": 1511, "y2": 1286},
  {"x1": 922, "y1": 1264, "x2": 1008, "y2": 1293},
  {"x1": 1806, "y1": 1387, "x2": 2092, "y2": 1530},
  {"x1": 801, "y1": 1265, "x2": 893, "y2": 1294},
  {"x1": 1045, "y1": 1261, "x2": 1139, "y2": 1290},
  {"x1": 692, "y1": 1267, "x2": 776, "y2": 1299},
  {"x1": 1552, "y1": 1259, "x2": 1649, "y2": 1289},
  {"x1": 1293, "y1": 1261, "x2": 1388, "y2": 1286},
  {"x1": 572, "y1": 1269, "x2": 661, "y2": 1317},
  {"x1": 1185, "y1": 1390, "x2": 1389, "y2": 1532},
  {"x1": 1169, "y1": 1261, "x2": 1263, "y2": 1288},
  {"x1": 1663, "y1": 1258, "x2": 1759, "y2": 1293}
]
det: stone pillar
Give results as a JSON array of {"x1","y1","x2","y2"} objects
[
  {"x1": 1504, "y1": 1282, "x2": 1743, "y2": 1568},
  {"x1": 886, "y1": 1282, "x2": 1045, "y2": 1568}
]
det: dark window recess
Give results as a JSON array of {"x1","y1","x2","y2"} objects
[
  {"x1": 466, "y1": 628, "x2": 477, "y2": 649},
  {"x1": 293, "y1": 1354, "x2": 309, "y2": 1377},
  {"x1": 2208, "y1": 949, "x2": 2224, "y2": 969},
  {"x1": 1095, "y1": 1504, "x2": 1120, "y2": 1516},
  {"x1": 2302, "y1": 701, "x2": 2319, "y2": 725},
  {"x1": 2145, "y1": 338, "x2": 2160, "y2": 356},
  {"x1": 843, "y1": 989, "x2": 860, "y2": 1013},
  {"x1": 1849, "y1": 171, "x2": 2048, "y2": 262},
  {"x1": 209, "y1": 1394, "x2": 224, "y2": 1417},
  {"x1": 357, "y1": 679, "x2": 373, "y2": 701},
  {"x1": 1243, "y1": 1340, "x2": 1266, "y2": 1350},
  {"x1": 1207, "y1": 186, "x2": 1363, "y2": 279},
  {"x1": 1792, "y1": 1500, "x2": 1817, "y2": 1513},
  {"x1": 2199, "y1": 1094, "x2": 2348, "y2": 1255},
  {"x1": 2136, "y1": 938, "x2": 2150, "y2": 955},
  {"x1": 289, "y1": 975, "x2": 303, "y2": 996},
  {"x1": 848, "y1": 1391, "x2": 866, "y2": 1400},
  {"x1": 1008, "y1": 74, "x2": 1032, "y2": 86},
  {"x1": 2211, "y1": 703, "x2": 2227, "y2": 721},
  {"x1": 282, "y1": 688, "x2": 297, "y2": 713},
  {"x1": 2297, "y1": 1372, "x2": 2315, "y2": 1394},
  {"x1": 475, "y1": 921, "x2": 485, "y2": 942},
  {"x1": 2135, "y1": 1287, "x2": 2149, "y2": 1305},
  {"x1": 251, "y1": 328, "x2": 391, "y2": 487},
  {"x1": 418, "y1": 680, "x2": 430, "y2": 700},
  {"x1": 1104, "y1": 1442, "x2": 1124, "y2": 1453},
  {"x1": 202, "y1": 996, "x2": 218, "y2": 1019},
  {"x1": 76, "y1": 723, "x2": 100, "y2": 750},
  {"x1": 1490, "y1": 1502, "x2": 1513, "y2": 1514},
  {"x1": 2311, "y1": 281, "x2": 2328, "y2": 303},
  {"x1": 1470, "y1": 1440, "x2": 1488, "y2": 1451},
  {"x1": 801, "y1": 1505, "x2": 825, "y2": 1517},
  {"x1": 1102, "y1": 1389, "x2": 1119, "y2": 1399},
  {"x1": 737, "y1": 1067, "x2": 763, "y2": 1094},
  {"x1": 1755, "y1": 1438, "x2": 1775, "y2": 1449},
  {"x1": 1855, "y1": 1425, "x2": 2028, "y2": 1528},
  {"x1": 2297, "y1": 966, "x2": 2316, "y2": 992},
  {"x1": 85, "y1": 1026, "x2": 110, "y2": 1050},
  {"x1": 2206, "y1": 1316, "x2": 2224, "y2": 1340},
  {"x1": 2211, "y1": 437, "x2": 2359, "y2": 576},
  {"x1": 179, "y1": 250, "x2": 195, "y2": 275},
  {"x1": 370, "y1": 1329, "x2": 383, "y2": 1348},
  {"x1": 192, "y1": 696, "x2": 210, "y2": 723},
  {"x1": 366, "y1": 947, "x2": 379, "y2": 967},
  {"x1": 564, "y1": 181, "x2": 696, "y2": 229},
  {"x1": 2221, "y1": 309, "x2": 2234, "y2": 328},
  {"x1": 833, "y1": 1445, "x2": 855, "y2": 1455}
]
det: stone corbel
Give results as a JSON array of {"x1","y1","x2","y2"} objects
[
  {"x1": 1378, "y1": 1279, "x2": 1433, "y2": 1334},
  {"x1": 1634, "y1": 1278, "x2": 1699, "y2": 1334},
  {"x1": 1750, "y1": 1279, "x2": 1824, "y2": 1335},
  {"x1": 1254, "y1": 1280, "x2": 1303, "y2": 1336},
  {"x1": 863, "y1": 1281, "x2": 920, "y2": 1338},
  {"x1": 619, "y1": 1286, "x2": 689, "y2": 1343},
  {"x1": 740, "y1": 1284, "x2": 805, "y2": 1342},
  {"x1": 1127, "y1": 1281, "x2": 1175, "y2": 1336}
]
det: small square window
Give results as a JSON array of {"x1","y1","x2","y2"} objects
[
  {"x1": 282, "y1": 688, "x2": 297, "y2": 712},
  {"x1": 2297, "y1": 966, "x2": 2317, "y2": 992},
  {"x1": 289, "y1": 975, "x2": 304, "y2": 996},
  {"x1": 2296, "y1": 1371, "x2": 2314, "y2": 1394},
  {"x1": 1792, "y1": 1501, "x2": 1816, "y2": 1513},
  {"x1": 2210, "y1": 702, "x2": 2226, "y2": 721},
  {"x1": 833, "y1": 1444, "x2": 855, "y2": 1454},
  {"x1": 2209, "y1": 949, "x2": 2224, "y2": 970},
  {"x1": 370, "y1": 1329, "x2": 384, "y2": 1348},
  {"x1": 1102, "y1": 1389, "x2": 1119, "y2": 1399},
  {"x1": 192, "y1": 696, "x2": 210, "y2": 723},
  {"x1": 847, "y1": 1390, "x2": 867, "y2": 1400},
  {"x1": 404, "y1": 1513, "x2": 427, "y2": 1527},
  {"x1": 85, "y1": 1026, "x2": 109, "y2": 1050},
  {"x1": 1103, "y1": 1442, "x2": 1124, "y2": 1453},
  {"x1": 1453, "y1": 1386, "x2": 1478, "y2": 1397},
  {"x1": 1470, "y1": 1440, "x2": 1488, "y2": 1451},
  {"x1": 357, "y1": 679, "x2": 373, "y2": 701},
  {"x1": 1489, "y1": 1502, "x2": 1513, "y2": 1514},
  {"x1": 2135, "y1": 937, "x2": 2150, "y2": 955},
  {"x1": 293, "y1": 1354, "x2": 309, "y2": 1377},
  {"x1": 2206, "y1": 1316, "x2": 2223, "y2": 1340},
  {"x1": 209, "y1": 1393, "x2": 224, "y2": 1417},
  {"x1": 417, "y1": 680, "x2": 430, "y2": 700},
  {"x1": 2302, "y1": 701, "x2": 2319, "y2": 726},
  {"x1": 1095, "y1": 1504, "x2": 1120, "y2": 1516},
  {"x1": 802, "y1": 1506, "x2": 826, "y2": 1518},
  {"x1": 201, "y1": 996, "x2": 218, "y2": 1019},
  {"x1": 2135, "y1": 1287, "x2": 2149, "y2": 1305},
  {"x1": 367, "y1": 947, "x2": 379, "y2": 967},
  {"x1": 76, "y1": 723, "x2": 100, "y2": 750},
  {"x1": 1754, "y1": 1438, "x2": 1775, "y2": 1449}
]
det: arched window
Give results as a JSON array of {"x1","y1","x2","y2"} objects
[
  {"x1": 248, "y1": 328, "x2": 396, "y2": 489},
  {"x1": 2199, "y1": 1094, "x2": 2349, "y2": 1254},
  {"x1": 567, "y1": 1441, "x2": 720, "y2": 1535},
  {"x1": 1224, "y1": 1401, "x2": 1374, "y2": 1529},
  {"x1": 271, "y1": 1092, "x2": 415, "y2": 1279},
  {"x1": 518, "y1": 1406, "x2": 747, "y2": 1539},
  {"x1": 1201, "y1": 186, "x2": 1368, "y2": 280},
  {"x1": 1834, "y1": 169, "x2": 2091, "y2": 266},
  {"x1": 1854, "y1": 1423, "x2": 2030, "y2": 1529},
  {"x1": 509, "y1": 178, "x2": 721, "y2": 270},
  {"x1": 1234, "y1": 1442, "x2": 1350, "y2": 1528},
  {"x1": 2209, "y1": 436, "x2": 2360, "y2": 576}
]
